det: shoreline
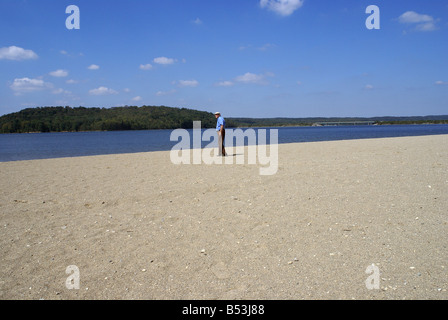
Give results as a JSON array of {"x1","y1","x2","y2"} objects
[
  {"x1": 1, "y1": 122, "x2": 448, "y2": 135},
  {"x1": 1, "y1": 134, "x2": 447, "y2": 299}
]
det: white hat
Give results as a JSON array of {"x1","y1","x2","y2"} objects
[{"x1": 214, "y1": 112, "x2": 221, "y2": 115}]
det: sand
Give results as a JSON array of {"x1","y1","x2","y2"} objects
[{"x1": 0, "y1": 134, "x2": 447, "y2": 300}]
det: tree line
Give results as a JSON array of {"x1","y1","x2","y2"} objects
[
  {"x1": 0, "y1": 106, "x2": 218, "y2": 133},
  {"x1": 227, "y1": 116, "x2": 448, "y2": 127}
]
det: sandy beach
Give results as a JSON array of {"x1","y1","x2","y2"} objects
[{"x1": 0, "y1": 134, "x2": 447, "y2": 300}]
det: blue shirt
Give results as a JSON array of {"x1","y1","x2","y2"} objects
[{"x1": 216, "y1": 116, "x2": 225, "y2": 131}]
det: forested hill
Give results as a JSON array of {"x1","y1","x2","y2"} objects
[{"x1": 0, "y1": 106, "x2": 217, "y2": 133}]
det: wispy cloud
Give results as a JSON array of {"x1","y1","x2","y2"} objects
[
  {"x1": 49, "y1": 69, "x2": 69, "y2": 77},
  {"x1": 216, "y1": 72, "x2": 274, "y2": 87},
  {"x1": 0, "y1": 46, "x2": 38, "y2": 61},
  {"x1": 177, "y1": 80, "x2": 199, "y2": 87},
  {"x1": 10, "y1": 77, "x2": 52, "y2": 95},
  {"x1": 192, "y1": 18, "x2": 202, "y2": 25},
  {"x1": 258, "y1": 43, "x2": 276, "y2": 51},
  {"x1": 398, "y1": 11, "x2": 438, "y2": 32},
  {"x1": 87, "y1": 64, "x2": 100, "y2": 70},
  {"x1": 139, "y1": 63, "x2": 153, "y2": 70},
  {"x1": 155, "y1": 89, "x2": 176, "y2": 96},
  {"x1": 215, "y1": 81, "x2": 234, "y2": 87},
  {"x1": 89, "y1": 86, "x2": 118, "y2": 95},
  {"x1": 52, "y1": 88, "x2": 72, "y2": 95},
  {"x1": 435, "y1": 80, "x2": 448, "y2": 85},
  {"x1": 235, "y1": 72, "x2": 265, "y2": 84},
  {"x1": 234, "y1": 72, "x2": 274, "y2": 85},
  {"x1": 259, "y1": 0, "x2": 304, "y2": 16},
  {"x1": 239, "y1": 43, "x2": 276, "y2": 51},
  {"x1": 153, "y1": 57, "x2": 176, "y2": 65},
  {"x1": 60, "y1": 50, "x2": 83, "y2": 57}
]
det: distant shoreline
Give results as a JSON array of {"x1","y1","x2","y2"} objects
[{"x1": 1, "y1": 120, "x2": 448, "y2": 135}]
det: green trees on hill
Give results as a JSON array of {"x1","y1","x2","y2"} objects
[{"x1": 0, "y1": 106, "x2": 216, "y2": 133}]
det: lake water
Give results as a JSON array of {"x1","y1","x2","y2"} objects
[{"x1": 1, "y1": 124, "x2": 447, "y2": 162}]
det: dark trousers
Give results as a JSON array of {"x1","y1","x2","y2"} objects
[{"x1": 218, "y1": 129, "x2": 226, "y2": 156}]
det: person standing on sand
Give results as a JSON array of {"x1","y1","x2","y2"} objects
[{"x1": 215, "y1": 112, "x2": 227, "y2": 156}]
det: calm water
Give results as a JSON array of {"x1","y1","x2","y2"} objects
[{"x1": 1, "y1": 124, "x2": 447, "y2": 162}]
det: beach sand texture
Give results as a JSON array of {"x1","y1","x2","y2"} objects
[{"x1": 1, "y1": 134, "x2": 447, "y2": 299}]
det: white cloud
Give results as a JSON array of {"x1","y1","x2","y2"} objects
[
  {"x1": 258, "y1": 43, "x2": 276, "y2": 51},
  {"x1": 415, "y1": 22, "x2": 437, "y2": 32},
  {"x1": 398, "y1": 11, "x2": 438, "y2": 31},
  {"x1": 66, "y1": 79, "x2": 78, "y2": 84},
  {"x1": 239, "y1": 43, "x2": 276, "y2": 51},
  {"x1": 140, "y1": 63, "x2": 153, "y2": 70},
  {"x1": 156, "y1": 89, "x2": 176, "y2": 96},
  {"x1": 215, "y1": 81, "x2": 234, "y2": 87},
  {"x1": 217, "y1": 72, "x2": 274, "y2": 87},
  {"x1": 132, "y1": 96, "x2": 142, "y2": 102},
  {"x1": 49, "y1": 69, "x2": 69, "y2": 77},
  {"x1": 10, "y1": 77, "x2": 52, "y2": 95},
  {"x1": 398, "y1": 11, "x2": 433, "y2": 24},
  {"x1": 365, "y1": 84, "x2": 374, "y2": 90},
  {"x1": 260, "y1": 0, "x2": 304, "y2": 16},
  {"x1": 192, "y1": 18, "x2": 202, "y2": 25},
  {"x1": 435, "y1": 80, "x2": 448, "y2": 85},
  {"x1": 234, "y1": 72, "x2": 273, "y2": 85},
  {"x1": 87, "y1": 64, "x2": 100, "y2": 70},
  {"x1": 239, "y1": 44, "x2": 252, "y2": 51},
  {"x1": 52, "y1": 88, "x2": 72, "y2": 95},
  {"x1": 0, "y1": 46, "x2": 38, "y2": 61},
  {"x1": 89, "y1": 86, "x2": 118, "y2": 95},
  {"x1": 153, "y1": 57, "x2": 176, "y2": 65},
  {"x1": 235, "y1": 73, "x2": 264, "y2": 83},
  {"x1": 177, "y1": 80, "x2": 199, "y2": 87}
]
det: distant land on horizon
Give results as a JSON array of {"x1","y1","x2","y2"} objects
[{"x1": 1, "y1": 106, "x2": 448, "y2": 134}]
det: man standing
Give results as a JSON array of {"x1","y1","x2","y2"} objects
[{"x1": 214, "y1": 112, "x2": 227, "y2": 156}]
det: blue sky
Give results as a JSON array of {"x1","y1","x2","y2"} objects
[{"x1": 0, "y1": 0, "x2": 447, "y2": 117}]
